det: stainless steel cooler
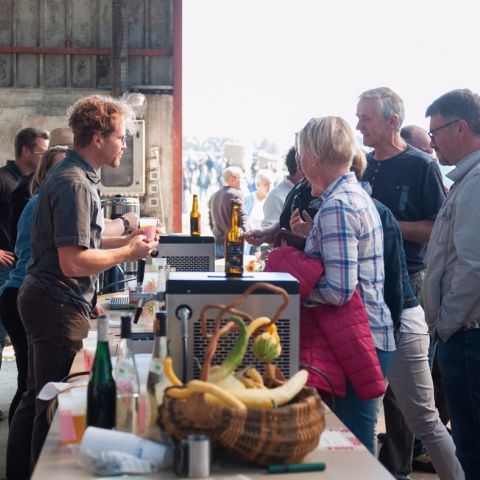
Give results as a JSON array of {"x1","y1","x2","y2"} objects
[
  {"x1": 154, "y1": 235, "x2": 215, "y2": 272},
  {"x1": 165, "y1": 271, "x2": 300, "y2": 381}
]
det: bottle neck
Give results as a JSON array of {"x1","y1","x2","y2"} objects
[
  {"x1": 97, "y1": 317, "x2": 109, "y2": 342},
  {"x1": 191, "y1": 195, "x2": 199, "y2": 213},
  {"x1": 152, "y1": 336, "x2": 168, "y2": 357},
  {"x1": 231, "y1": 206, "x2": 239, "y2": 229}
]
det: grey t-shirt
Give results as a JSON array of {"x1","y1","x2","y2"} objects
[{"x1": 25, "y1": 150, "x2": 104, "y2": 321}]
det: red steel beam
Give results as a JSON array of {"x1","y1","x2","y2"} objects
[
  {"x1": 171, "y1": 0, "x2": 183, "y2": 232},
  {"x1": 0, "y1": 46, "x2": 171, "y2": 57}
]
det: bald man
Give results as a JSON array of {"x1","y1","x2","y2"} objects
[{"x1": 400, "y1": 125, "x2": 434, "y2": 155}]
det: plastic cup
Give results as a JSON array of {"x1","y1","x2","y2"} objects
[
  {"x1": 139, "y1": 217, "x2": 157, "y2": 241},
  {"x1": 58, "y1": 387, "x2": 87, "y2": 444}
]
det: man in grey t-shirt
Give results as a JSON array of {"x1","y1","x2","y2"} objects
[{"x1": 7, "y1": 95, "x2": 158, "y2": 480}]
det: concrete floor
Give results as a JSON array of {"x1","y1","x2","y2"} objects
[{"x1": 0, "y1": 346, "x2": 438, "y2": 480}]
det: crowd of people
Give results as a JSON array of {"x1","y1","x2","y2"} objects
[
  {"x1": 210, "y1": 87, "x2": 479, "y2": 480},
  {"x1": 0, "y1": 86, "x2": 479, "y2": 480}
]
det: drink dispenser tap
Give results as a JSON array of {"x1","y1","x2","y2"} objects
[
  {"x1": 133, "y1": 258, "x2": 146, "y2": 324},
  {"x1": 175, "y1": 305, "x2": 192, "y2": 383}
]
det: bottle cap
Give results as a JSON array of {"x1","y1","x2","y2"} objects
[
  {"x1": 120, "y1": 315, "x2": 132, "y2": 338},
  {"x1": 155, "y1": 310, "x2": 167, "y2": 337}
]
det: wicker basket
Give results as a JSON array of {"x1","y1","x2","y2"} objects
[
  {"x1": 159, "y1": 386, "x2": 325, "y2": 466},
  {"x1": 158, "y1": 282, "x2": 326, "y2": 466}
]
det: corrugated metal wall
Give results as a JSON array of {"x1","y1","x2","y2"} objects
[
  {"x1": 0, "y1": 0, "x2": 182, "y2": 230},
  {"x1": 0, "y1": 0, "x2": 173, "y2": 90}
]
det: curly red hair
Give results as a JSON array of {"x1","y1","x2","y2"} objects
[{"x1": 68, "y1": 95, "x2": 134, "y2": 148}]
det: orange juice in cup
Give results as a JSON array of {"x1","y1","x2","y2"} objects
[
  {"x1": 58, "y1": 388, "x2": 87, "y2": 444},
  {"x1": 139, "y1": 217, "x2": 158, "y2": 241}
]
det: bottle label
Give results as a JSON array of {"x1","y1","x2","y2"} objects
[
  {"x1": 190, "y1": 217, "x2": 201, "y2": 236},
  {"x1": 115, "y1": 361, "x2": 139, "y2": 394},
  {"x1": 225, "y1": 242, "x2": 243, "y2": 273},
  {"x1": 149, "y1": 358, "x2": 164, "y2": 375}
]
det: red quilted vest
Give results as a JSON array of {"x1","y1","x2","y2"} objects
[{"x1": 265, "y1": 245, "x2": 386, "y2": 400}]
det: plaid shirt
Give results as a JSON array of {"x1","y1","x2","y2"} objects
[{"x1": 304, "y1": 172, "x2": 395, "y2": 352}]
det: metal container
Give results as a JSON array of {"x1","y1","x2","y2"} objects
[
  {"x1": 174, "y1": 435, "x2": 211, "y2": 478},
  {"x1": 102, "y1": 195, "x2": 140, "y2": 275},
  {"x1": 102, "y1": 194, "x2": 140, "y2": 220}
]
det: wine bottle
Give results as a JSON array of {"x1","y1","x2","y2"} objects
[
  {"x1": 190, "y1": 193, "x2": 201, "y2": 236},
  {"x1": 146, "y1": 311, "x2": 170, "y2": 437},
  {"x1": 87, "y1": 315, "x2": 116, "y2": 429},
  {"x1": 115, "y1": 315, "x2": 140, "y2": 434},
  {"x1": 225, "y1": 201, "x2": 244, "y2": 276}
]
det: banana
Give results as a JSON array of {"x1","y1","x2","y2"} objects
[
  {"x1": 246, "y1": 316, "x2": 272, "y2": 337},
  {"x1": 187, "y1": 380, "x2": 247, "y2": 411},
  {"x1": 245, "y1": 367, "x2": 264, "y2": 387},
  {"x1": 163, "y1": 357, "x2": 182, "y2": 386},
  {"x1": 219, "y1": 369, "x2": 309, "y2": 409}
]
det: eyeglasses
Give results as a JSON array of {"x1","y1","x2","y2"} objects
[
  {"x1": 31, "y1": 150, "x2": 48, "y2": 157},
  {"x1": 428, "y1": 119, "x2": 460, "y2": 140}
]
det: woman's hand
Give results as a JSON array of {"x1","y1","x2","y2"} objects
[{"x1": 290, "y1": 209, "x2": 313, "y2": 238}]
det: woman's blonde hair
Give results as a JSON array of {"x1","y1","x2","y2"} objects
[
  {"x1": 297, "y1": 116, "x2": 356, "y2": 168},
  {"x1": 30, "y1": 146, "x2": 69, "y2": 194},
  {"x1": 350, "y1": 147, "x2": 367, "y2": 180}
]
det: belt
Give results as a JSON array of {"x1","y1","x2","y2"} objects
[{"x1": 463, "y1": 320, "x2": 480, "y2": 330}]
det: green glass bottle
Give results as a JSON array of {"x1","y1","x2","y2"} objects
[{"x1": 87, "y1": 315, "x2": 116, "y2": 429}]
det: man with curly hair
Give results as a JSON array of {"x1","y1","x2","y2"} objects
[{"x1": 7, "y1": 95, "x2": 158, "y2": 479}]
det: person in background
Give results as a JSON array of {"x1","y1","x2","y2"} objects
[
  {"x1": 208, "y1": 166, "x2": 247, "y2": 258},
  {"x1": 352, "y1": 150, "x2": 463, "y2": 480},
  {"x1": 356, "y1": 87, "x2": 446, "y2": 479},
  {"x1": 400, "y1": 125, "x2": 434, "y2": 155},
  {"x1": 423, "y1": 88, "x2": 480, "y2": 480},
  {"x1": 9, "y1": 127, "x2": 73, "y2": 250},
  {"x1": 294, "y1": 116, "x2": 395, "y2": 453},
  {"x1": 244, "y1": 169, "x2": 274, "y2": 253},
  {"x1": 401, "y1": 122, "x2": 450, "y2": 475},
  {"x1": 261, "y1": 146, "x2": 303, "y2": 229},
  {"x1": 0, "y1": 146, "x2": 68, "y2": 426},
  {"x1": 7, "y1": 95, "x2": 158, "y2": 480},
  {"x1": 0, "y1": 127, "x2": 49, "y2": 421}
]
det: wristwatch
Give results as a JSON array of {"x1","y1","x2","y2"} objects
[{"x1": 121, "y1": 216, "x2": 131, "y2": 235}]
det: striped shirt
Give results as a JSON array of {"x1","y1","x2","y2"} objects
[{"x1": 304, "y1": 172, "x2": 395, "y2": 352}]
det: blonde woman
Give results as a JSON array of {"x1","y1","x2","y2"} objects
[{"x1": 294, "y1": 117, "x2": 395, "y2": 453}]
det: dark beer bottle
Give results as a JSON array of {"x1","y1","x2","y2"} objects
[
  {"x1": 87, "y1": 315, "x2": 116, "y2": 429},
  {"x1": 225, "y1": 201, "x2": 244, "y2": 276},
  {"x1": 190, "y1": 194, "x2": 201, "y2": 236}
]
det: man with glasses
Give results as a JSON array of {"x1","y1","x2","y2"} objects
[
  {"x1": 6, "y1": 96, "x2": 158, "y2": 479},
  {"x1": 356, "y1": 87, "x2": 446, "y2": 480},
  {"x1": 0, "y1": 127, "x2": 49, "y2": 418},
  {"x1": 423, "y1": 88, "x2": 480, "y2": 480}
]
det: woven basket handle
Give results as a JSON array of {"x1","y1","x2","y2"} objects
[
  {"x1": 198, "y1": 303, "x2": 254, "y2": 381},
  {"x1": 198, "y1": 303, "x2": 254, "y2": 339},
  {"x1": 196, "y1": 283, "x2": 289, "y2": 380},
  {"x1": 225, "y1": 282, "x2": 289, "y2": 324}
]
